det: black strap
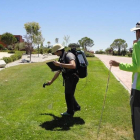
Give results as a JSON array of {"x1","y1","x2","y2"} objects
[{"x1": 59, "y1": 51, "x2": 67, "y2": 63}]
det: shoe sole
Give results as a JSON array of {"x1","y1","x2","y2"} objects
[{"x1": 61, "y1": 113, "x2": 73, "y2": 117}]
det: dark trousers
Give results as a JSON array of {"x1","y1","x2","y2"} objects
[
  {"x1": 64, "y1": 74, "x2": 80, "y2": 115},
  {"x1": 130, "y1": 89, "x2": 140, "y2": 140}
]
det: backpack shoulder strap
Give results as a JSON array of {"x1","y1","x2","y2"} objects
[{"x1": 59, "y1": 51, "x2": 68, "y2": 63}]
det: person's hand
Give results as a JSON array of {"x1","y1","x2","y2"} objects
[
  {"x1": 133, "y1": 40, "x2": 137, "y2": 44},
  {"x1": 47, "y1": 81, "x2": 53, "y2": 85},
  {"x1": 109, "y1": 60, "x2": 120, "y2": 67},
  {"x1": 43, "y1": 81, "x2": 52, "y2": 87},
  {"x1": 53, "y1": 61, "x2": 61, "y2": 67},
  {"x1": 43, "y1": 81, "x2": 52, "y2": 88}
]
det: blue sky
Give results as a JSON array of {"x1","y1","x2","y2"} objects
[{"x1": 0, "y1": 0, "x2": 139, "y2": 51}]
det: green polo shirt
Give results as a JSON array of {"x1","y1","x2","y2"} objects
[{"x1": 119, "y1": 39, "x2": 140, "y2": 90}]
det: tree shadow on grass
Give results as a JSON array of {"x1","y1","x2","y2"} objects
[{"x1": 39, "y1": 113, "x2": 85, "y2": 131}]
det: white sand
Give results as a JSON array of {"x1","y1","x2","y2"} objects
[
  {"x1": 0, "y1": 53, "x2": 58, "y2": 71},
  {"x1": 0, "y1": 52, "x2": 13, "y2": 59}
]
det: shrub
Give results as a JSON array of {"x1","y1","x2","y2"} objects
[
  {"x1": 8, "y1": 50, "x2": 15, "y2": 53},
  {"x1": 95, "y1": 50, "x2": 105, "y2": 54},
  {"x1": 43, "y1": 48, "x2": 49, "y2": 53},
  {"x1": 47, "y1": 49, "x2": 52, "y2": 53},
  {"x1": 0, "y1": 49, "x2": 8, "y2": 52},
  {"x1": 128, "y1": 53, "x2": 132, "y2": 57},
  {"x1": 85, "y1": 51, "x2": 95, "y2": 57},
  {"x1": 121, "y1": 50, "x2": 127, "y2": 56},
  {"x1": 2, "y1": 51, "x2": 23, "y2": 64},
  {"x1": 3, "y1": 57, "x2": 12, "y2": 63},
  {"x1": 7, "y1": 45, "x2": 13, "y2": 50},
  {"x1": 64, "y1": 47, "x2": 71, "y2": 52},
  {"x1": 112, "y1": 51, "x2": 118, "y2": 55},
  {"x1": 15, "y1": 51, "x2": 23, "y2": 59},
  {"x1": 40, "y1": 48, "x2": 43, "y2": 54},
  {"x1": 0, "y1": 44, "x2": 4, "y2": 50},
  {"x1": 32, "y1": 50, "x2": 38, "y2": 54},
  {"x1": 10, "y1": 55, "x2": 17, "y2": 61}
]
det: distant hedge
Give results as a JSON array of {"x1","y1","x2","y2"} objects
[
  {"x1": 127, "y1": 53, "x2": 132, "y2": 57},
  {"x1": 85, "y1": 51, "x2": 95, "y2": 57},
  {"x1": 2, "y1": 51, "x2": 24, "y2": 64}
]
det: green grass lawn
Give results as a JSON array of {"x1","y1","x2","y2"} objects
[{"x1": 0, "y1": 57, "x2": 133, "y2": 140}]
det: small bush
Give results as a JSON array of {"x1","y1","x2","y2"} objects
[
  {"x1": 3, "y1": 57, "x2": 12, "y2": 63},
  {"x1": 95, "y1": 50, "x2": 105, "y2": 54},
  {"x1": 32, "y1": 51, "x2": 38, "y2": 54},
  {"x1": 8, "y1": 50, "x2": 15, "y2": 53},
  {"x1": 10, "y1": 55, "x2": 17, "y2": 61},
  {"x1": 64, "y1": 47, "x2": 71, "y2": 52},
  {"x1": 47, "y1": 49, "x2": 52, "y2": 53},
  {"x1": 0, "y1": 44, "x2": 4, "y2": 50},
  {"x1": 128, "y1": 53, "x2": 132, "y2": 57},
  {"x1": 121, "y1": 50, "x2": 127, "y2": 56},
  {"x1": 43, "y1": 48, "x2": 48, "y2": 53},
  {"x1": 40, "y1": 48, "x2": 43, "y2": 54},
  {"x1": 2, "y1": 51, "x2": 23, "y2": 64},
  {"x1": 112, "y1": 51, "x2": 118, "y2": 55},
  {"x1": 85, "y1": 52, "x2": 95, "y2": 57},
  {"x1": 15, "y1": 51, "x2": 23, "y2": 59}
]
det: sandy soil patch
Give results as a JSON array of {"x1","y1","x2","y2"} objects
[{"x1": 0, "y1": 52, "x2": 13, "y2": 59}]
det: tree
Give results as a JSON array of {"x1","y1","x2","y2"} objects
[
  {"x1": 95, "y1": 49, "x2": 105, "y2": 54},
  {"x1": 24, "y1": 34, "x2": 33, "y2": 55},
  {"x1": 47, "y1": 41, "x2": 51, "y2": 48},
  {"x1": 55, "y1": 38, "x2": 59, "y2": 43},
  {"x1": 129, "y1": 47, "x2": 133, "y2": 53},
  {"x1": 105, "y1": 47, "x2": 113, "y2": 54},
  {"x1": 0, "y1": 44, "x2": 4, "y2": 50},
  {"x1": 24, "y1": 22, "x2": 40, "y2": 36},
  {"x1": 34, "y1": 33, "x2": 45, "y2": 57},
  {"x1": 24, "y1": 22, "x2": 41, "y2": 61},
  {"x1": 63, "y1": 35, "x2": 70, "y2": 47},
  {"x1": 78, "y1": 37, "x2": 94, "y2": 51},
  {"x1": 0, "y1": 32, "x2": 17, "y2": 49},
  {"x1": 110, "y1": 39, "x2": 128, "y2": 55}
]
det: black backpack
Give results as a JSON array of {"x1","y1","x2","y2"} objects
[{"x1": 67, "y1": 49, "x2": 88, "y2": 78}]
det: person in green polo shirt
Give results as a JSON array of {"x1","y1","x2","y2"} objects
[{"x1": 109, "y1": 22, "x2": 140, "y2": 140}]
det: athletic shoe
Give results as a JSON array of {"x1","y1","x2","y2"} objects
[{"x1": 61, "y1": 112, "x2": 73, "y2": 116}]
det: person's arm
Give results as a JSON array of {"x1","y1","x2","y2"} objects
[
  {"x1": 109, "y1": 59, "x2": 138, "y2": 72},
  {"x1": 47, "y1": 70, "x2": 61, "y2": 85},
  {"x1": 119, "y1": 43, "x2": 140, "y2": 72},
  {"x1": 109, "y1": 60, "x2": 120, "y2": 67},
  {"x1": 109, "y1": 59, "x2": 137, "y2": 72},
  {"x1": 53, "y1": 60, "x2": 76, "y2": 69},
  {"x1": 109, "y1": 43, "x2": 140, "y2": 72}
]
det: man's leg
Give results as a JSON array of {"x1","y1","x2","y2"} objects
[
  {"x1": 64, "y1": 78, "x2": 75, "y2": 115},
  {"x1": 130, "y1": 89, "x2": 140, "y2": 139},
  {"x1": 64, "y1": 76, "x2": 79, "y2": 115},
  {"x1": 73, "y1": 97, "x2": 81, "y2": 111}
]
